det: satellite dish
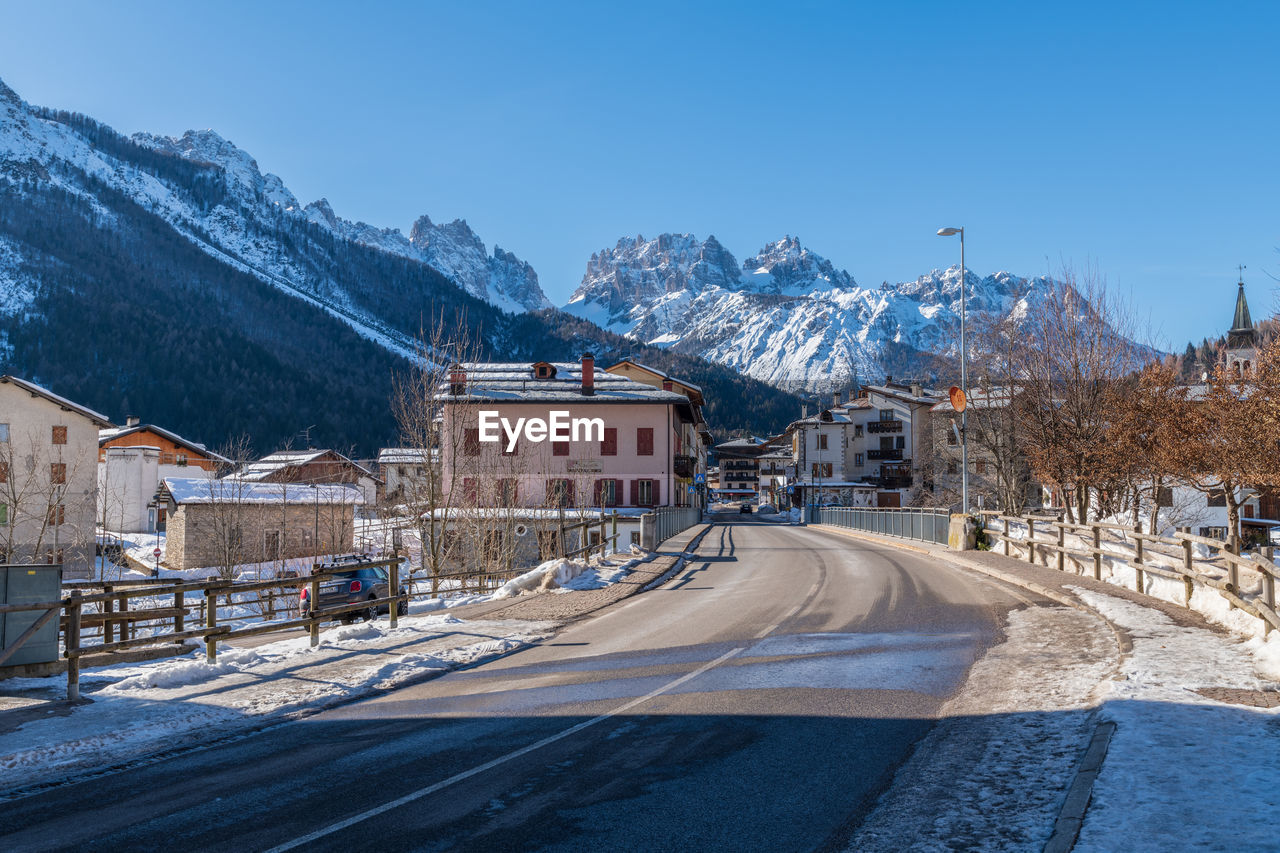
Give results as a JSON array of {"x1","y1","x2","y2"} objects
[{"x1": 948, "y1": 385, "x2": 967, "y2": 412}]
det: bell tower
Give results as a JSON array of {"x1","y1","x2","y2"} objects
[{"x1": 1225, "y1": 266, "x2": 1257, "y2": 379}]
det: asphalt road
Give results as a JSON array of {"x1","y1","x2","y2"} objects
[{"x1": 2, "y1": 516, "x2": 1034, "y2": 852}]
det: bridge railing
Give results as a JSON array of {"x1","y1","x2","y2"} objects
[{"x1": 809, "y1": 506, "x2": 950, "y2": 546}]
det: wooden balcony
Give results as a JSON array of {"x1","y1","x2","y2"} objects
[{"x1": 867, "y1": 420, "x2": 903, "y2": 434}]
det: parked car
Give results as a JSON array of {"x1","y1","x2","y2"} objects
[
  {"x1": 740, "y1": 502, "x2": 753, "y2": 514},
  {"x1": 300, "y1": 564, "x2": 407, "y2": 623}
]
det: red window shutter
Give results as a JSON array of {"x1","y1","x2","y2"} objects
[
  {"x1": 546, "y1": 479, "x2": 558, "y2": 505},
  {"x1": 613, "y1": 479, "x2": 623, "y2": 508},
  {"x1": 630, "y1": 479, "x2": 640, "y2": 506},
  {"x1": 637, "y1": 427, "x2": 654, "y2": 456},
  {"x1": 565, "y1": 480, "x2": 575, "y2": 507},
  {"x1": 602, "y1": 428, "x2": 617, "y2": 456},
  {"x1": 593, "y1": 479, "x2": 604, "y2": 506},
  {"x1": 552, "y1": 441, "x2": 569, "y2": 457},
  {"x1": 464, "y1": 428, "x2": 480, "y2": 457},
  {"x1": 463, "y1": 478, "x2": 478, "y2": 503}
]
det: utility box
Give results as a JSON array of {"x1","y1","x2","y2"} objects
[{"x1": 1, "y1": 564, "x2": 63, "y2": 666}]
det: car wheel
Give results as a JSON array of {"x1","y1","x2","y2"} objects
[
  {"x1": 364, "y1": 598, "x2": 378, "y2": 622},
  {"x1": 397, "y1": 600, "x2": 408, "y2": 617}
]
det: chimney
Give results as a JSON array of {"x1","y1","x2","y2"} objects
[
  {"x1": 910, "y1": 383, "x2": 923, "y2": 397},
  {"x1": 581, "y1": 352, "x2": 595, "y2": 396},
  {"x1": 833, "y1": 391, "x2": 840, "y2": 409},
  {"x1": 126, "y1": 416, "x2": 140, "y2": 428},
  {"x1": 885, "y1": 374, "x2": 893, "y2": 386},
  {"x1": 662, "y1": 380, "x2": 673, "y2": 391},
  {"x1": 448, "y1": 364, "x2": 467, "y2": 396}
]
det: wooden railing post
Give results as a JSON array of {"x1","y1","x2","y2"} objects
[
  {"x1": 1026, "y1": 519, "x2": 1036, "y2": 563},
  {"x1": 66, "y1": 590, "x2": 82, "y2": 702},
  {"x1": 1261, "y1": 546, "x2": 1276, "y2": 636},
  {"x1": 119, "y1": 592, "x2": 130, "y2": 642},
  {"x1": 309, "y1": 575, "x2": 321, "y2": 648},
  {"x1": 1057, "y1": 525, "x2": 1065, "y2": 572},
  {"x1": 102, "y1": 583, "x2": 114, "y2": 645},
  {"x1": 173, "y1": 587, "x2": 185, "y2": 640},
  {"x1": 1225, "y1": 540, "x2": 1239, "y2": 609},
  {"x1": 598, "y1": 514, "x2": 607, "y2": 559},
  {"x1": 1133, "y1": 524, "x2": 1145, "y2": 593},
  {"x1": 1177, "y1": 525, "x2": 1198, "y2": 604},
  {"x1": 1092, "y1": 525, "x2": 1102, "y2": 580},
  {"x1": 1003, "y1": 518, "x2": 1010, "y2": 556},
  {"x1": 204, "y1": 587, "x2": 217, "y2": 664},
  {"x1": 388, "y1": 554, "x2": 400, "y2": 630}
]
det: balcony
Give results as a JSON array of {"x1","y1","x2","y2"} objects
[
  {"x1": 674, "y1": 454, "x2": 697, "y2": 478},
  {"x1": 867, "y1": 448, "x2": 903, "y2": 461},
  {"x1": 867, "y1": 420, "x2": 903, "y2": 434}
]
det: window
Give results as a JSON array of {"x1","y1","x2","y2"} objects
[
  {"x1": 50, "y1": 462, "x2": 66, "y2": 485},
  {"x1": 51, "y1": 425, "x2": 67, "y2": 445},
  {"x1": 1157, "y1": 486, "x2": 1173, "y2": 508},
  {"x1": 0, "y1": 503, "x2": 6, "y2": 524},
  {"x1": 497, "y1": 479, "x2": 518, "y2": 505},
  {"x1": 463, "y1": 428, "x2": 480, "y2": 457},
  {"x1": 552, "y1": 440, "x2": 569, "y2": 457},
  {"x1": 177, "y1": 454, "x2": 188, "y2": 467},
  {"x1": 1208, "y1": 489, "x2": 1227, "y2": 507},
  {"x1": 811, "y1": 462, "x2": 832, "y2": 478},
  {"x1": 46, "y1": 548, "x2": 64, "y2": 565},
  {"x1": 879, "y1": 409, "x2": 893, "y2": 421},
  {"x1": 816, "y1": 433, "x2": 828, "y2": 450},
  {"x1": 547, "y1": 479, "x2": 575, "y2": 508},
  {"x1": 595, "y1": 478, "x2": 620, "y2": 507},
  {"x1": 630, "y1": 531, "x2": 641, "y2": 546},
  {"x1": 0, "y1": 423, "x2": 8, "y2": 442},
  {"x1": 895, "y1": 436, "x2": 905, "y2": 450},
  {"x1": 265, "y1": 530, "x2": 282, "y2": 561},
  {"x1": 854, "y1": 453, "x2": 864, "y2": 467},
  {"x1": 947, "y1": 460, "x2": 958, "y2": 475},
  {"x1": 462, "y1": 478, "x2": 479, "y2": 503},
  {"x1": 947, "y1": 429, "x2": 957, "y2": 446},
  {"x1": 854, "y1": 424, "x2": 863, "y2": 437},
  {"x1": 637, "y1": 427, "x2": 654, "y2": 456},
  {"x1": 0, "y1": 460, "x2": 6, "y2": 483},
  {"x1": 1200, "y1": 526, "x2": 1227, "y2": 540},
  {"x1": 975, "y1": 460, "x2": 987, "y2": 474},
  {"x1": 633, "y1": 479, "x2": 656, "y2": 507},
  {"x1": 47, "y1": 504, "x2": 65, "y2": 526},
  {"x1": 601, "y1": 427, "x2": 618, "y2": 456}
]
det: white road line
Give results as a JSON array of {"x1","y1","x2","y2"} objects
[{"x1": 262, "y1": 644, "x2": 747, "y2": 852}]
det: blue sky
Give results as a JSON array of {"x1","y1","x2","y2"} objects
[{"x1": 1, "y1": 0, "x2": 1276, "y2": 350}]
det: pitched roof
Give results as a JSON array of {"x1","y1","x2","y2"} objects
[
  {"x1": 605, "y1": 358, "x2": 705, "y2": 401},
  {"x1": 99, "y1": 423, "x2": 231, "y2": 462},
  {"x1": 163, "y1": 477, "x2": 364, "y2": 505},
  {"x1": 863, "y1": 383, "x2": 946, "y2": 405},
  {"x1": 440, "y1": 362, "x2": 690, "y2": 405},
  {"x1": 228, "y1": 449, "x2": 377, "y2": 482},
  {"x1": 1228, "y1": 281, "x2": 1257, "y2": 349},
  {"x1": 0, "y1": 375, "x2": 113, "y2": 427},
  {"x1": 377, "y1": 448, "x2": 431, "y2": 464}
]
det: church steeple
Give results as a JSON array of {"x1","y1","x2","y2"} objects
[{"x1": 1226, "y1": 268, "x2": 1257, "y2": 377}]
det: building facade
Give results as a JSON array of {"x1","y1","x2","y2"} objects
[
  {"x1": 0, "y1": 376, "x2": 113, "y2": 578},
  {"x1": 98, "y1": 420, "x2": 228, "y2": 533}
]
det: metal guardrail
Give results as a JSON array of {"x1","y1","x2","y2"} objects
[
  {"x1": 810, "y1": 506, "x2": 950, "y2": 545},
  {"x1": 641, "y1": 506, "x2": 702, "y2": 550}
]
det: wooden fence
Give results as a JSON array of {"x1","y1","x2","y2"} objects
[
  {"x1": 979, "y1": 511, "x2": 1280, "y2": 636},
  {"x1": 1, "y1": 511, "x2": 627, "y2": 700}
]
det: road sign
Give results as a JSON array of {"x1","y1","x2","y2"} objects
[
  {"x1": 688, "y1": 484, "x2": 696, "y2": 494},
  {"x1": 153, "y1": 547, "x2": 162, "y2": 559},
  {"x1": 694, "y1": 473, "x2": 706, "y2": 484},
  {"x1": 948, "y1": 385, "x2": 967, "y2": 412},
  {"x1": 786, "y1": 485, "x2": 794, "y2": 494}
]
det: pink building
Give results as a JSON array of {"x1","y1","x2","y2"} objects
[{"x1": 439, "y1": 355, "x2": 704, "y2": 508}]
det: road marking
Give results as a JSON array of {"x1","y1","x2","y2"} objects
[{"x1": 262, "y1": 644, "x2": 747, "y2": 852}]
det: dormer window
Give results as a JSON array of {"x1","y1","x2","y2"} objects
[{"x1": 532, "y1": 362, "x2": 557, "y2": 380}]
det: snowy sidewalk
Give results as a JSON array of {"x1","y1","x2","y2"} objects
[
  {"x1": 814, "y1": 524, "x2": 1280, "y2": 852},
  {"x1": 0, "y1": 526, "x2": 707, "y2": 799}
]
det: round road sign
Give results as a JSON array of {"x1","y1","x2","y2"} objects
[{"x1": 948, "y1": 385, "x2": 967, "y2": 412}]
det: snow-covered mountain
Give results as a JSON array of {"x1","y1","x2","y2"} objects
[{"x1": 565, "y1": 233, "x2": 1063, "y2": 391}]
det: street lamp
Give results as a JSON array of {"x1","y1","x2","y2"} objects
[{"x1": 937, "y1": 226, "x2": 968, "y2": 515}]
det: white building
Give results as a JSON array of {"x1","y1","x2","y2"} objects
[{"x1": 97, "y1": 420, "x2": 228, "y2": 533}]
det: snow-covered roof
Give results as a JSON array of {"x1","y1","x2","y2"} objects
[
  {"x1": 163, "y1": 477, "x2": 364, "y2": 505},
  {"x1": 863, "y1": 383, "x2": 945, "y2": 405},
  {"x1": 228, "y1": 449, "x2": 376, "y2": 482},
  {"x1": 0, "y1": 375, "x2": 113, "y2": 427},
  {"x1": 377, "y1": 448, "x2": 431, "y2": 464},
  {"x1": 930, "y1": 388, "x2": 1017, "y2": 413},
  {"x1": 99, "y1": 423, "x2": 230, "y2": 462},
  {"x1": 605, "y1": 358, "x2": 705, "y2": 396},
  {"x1": 439, "y1": 362, "x2": 690, "y2": 405}
]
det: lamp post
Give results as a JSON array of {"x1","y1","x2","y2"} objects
[{"x1": 936, "y1": 226, "x2": 968, "y2": 514}]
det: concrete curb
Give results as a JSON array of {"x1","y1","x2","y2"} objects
[{"x1": 1044, "y1": 720, "x2": 1117, "y2": 853}]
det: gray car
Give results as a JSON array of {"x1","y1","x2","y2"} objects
[{"x1": 300, "y1": 564, "x2": 408, "y2": 623}]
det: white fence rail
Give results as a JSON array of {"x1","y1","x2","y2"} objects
[
  {"x1": 810, "y1": 506, "x2": 951, "y2": 546},
  {"x1": 641, "y1": 506, "x2": 702, "y2": 550}
]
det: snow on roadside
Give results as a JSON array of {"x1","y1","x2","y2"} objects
[
  {"x1": 0, "y1": 613, "x2": 554, "y2": 798},
  {"x1": 846, "y1": 603, "x2": 1115, "y2": 852},
  {"x1": 1069, "y1": 589, "x2": 1280, "y2": 853}
]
